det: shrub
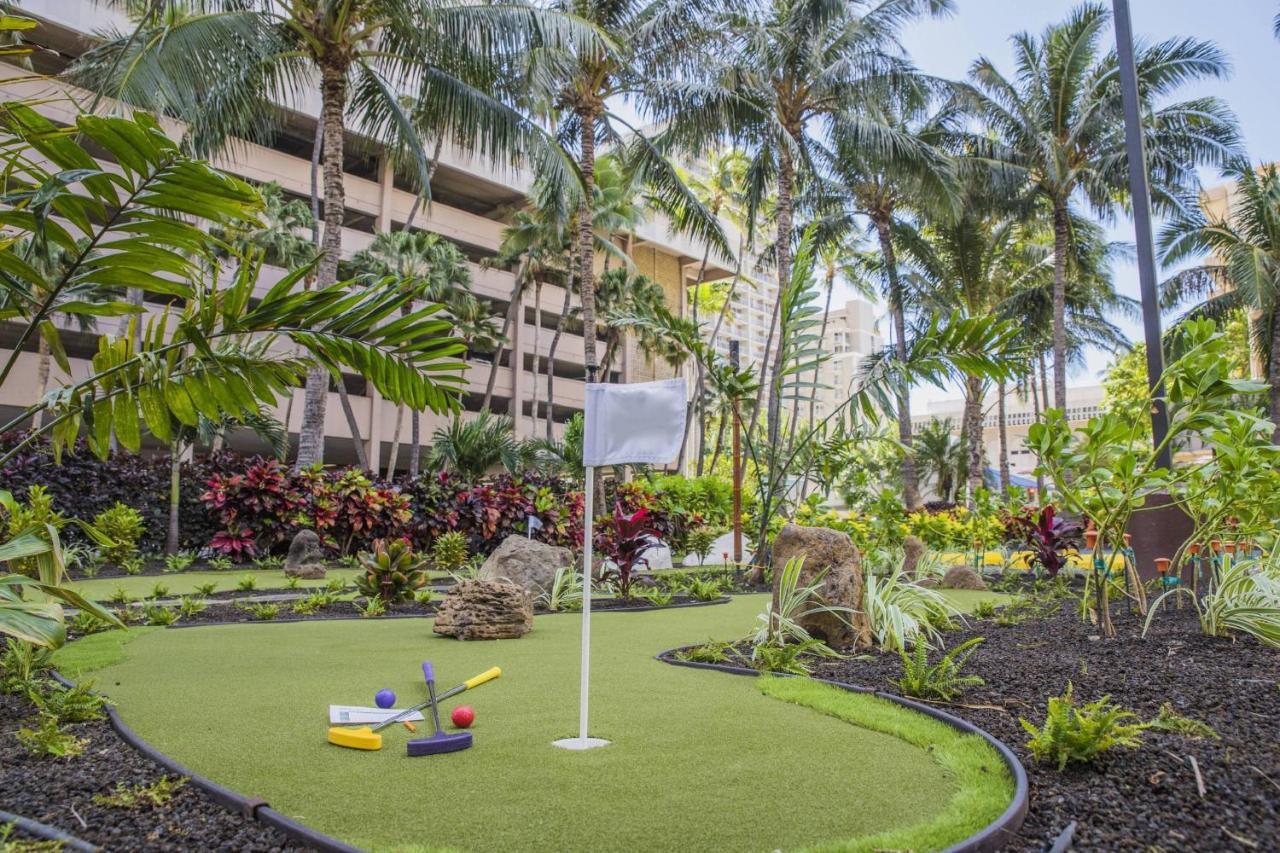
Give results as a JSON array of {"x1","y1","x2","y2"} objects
[
  {"x1": 673, "y1": 640, "x2": 734, "y2": 664},
  {"x1": 537, "y1": 566, "x2": 582, "y2": 612},
  {"x1": 594, "y1": 503, "x2": 661, "y2": 599},
  {"x1": 176, "y1": 596, "x2": 207, "y2": 620},
  {"x1": 34, "y1": 680, "x2": 105, "y2": 724},
  {"x1": 356, "y1": 597, "x2": 386, "y2": 618},
  {"x1": 163, "y1": 552, "x2": 195, "y2": 573},
  {"x1": 149, "y1": 582, "x2": 170, "y2": 599},
  {"x1": 1002, "y1": 504, "x2": 1083, "y2": 578},
  {"x1": 236, "y1": 575, "x2": 257, "y2": 592},
  {"x1": 1021, "y1": 683, "x2": 1147, "y2": 770},
  {"x1": 430, "y1": 531, "x2": 469, "y2": 575},
  {"x1": 354, "y1": 540, "x2": 429, "y2": 604},
  {"x1": 240, "y1": 602, "x2": 280, "y2": 621},
  {"x1": 119, "y1": 556, "x2": 145, "y2": 575},
  {"x1": 751, "y1": 639, "x2": 834, "y2": 675},
  {"x1": 685, "y1": 526, "x2": 721, "y2": 566},
  {"x1": 682, "y1": 576, "x2": 725, "y2": 602},
  {"x1": 893, "y1": 638, "x2": 986, "y2": 701},
  {"x1": 862, "y1": 563, "x2": 961, "y2": 652},
  {"x1": 192, "y1": 582, "x2": 217, "y2": 597},
  {"x1": 635, "y1": 586, "x2": 674, "y2": 607},
  {"x1": 207, "y1": 557, "x2": 233, "y2": 572},
  {"x1": 142, "y1": 603, "x2": 179, "y2": 627},
  {"x1": 92, "y1": 502, "x2": 144, "y2": 566},
  {"x1": 1, "y1": 485, "x2": 67, "y2": 578},
  {"x1": 750, "y1": 557, "x2": 854, "y2": 660},
  {"x1": 1144, "y1": 556, "x2": 1280, "y2": 648}
]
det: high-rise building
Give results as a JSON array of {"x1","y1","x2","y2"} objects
[
  {"x1": 813, "y1": 299, "x2": 883, "y2": 422},
  {"x1": 0, "y1": 0, "x2": 735, "y2": 471}
]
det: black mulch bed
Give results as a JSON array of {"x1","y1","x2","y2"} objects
[
  {"x1": 806, "y1": 594, "x2": 1280, "y2": 852},
  {"x1": 0, "y1": 692, "x2": 299, "y2": 851}
]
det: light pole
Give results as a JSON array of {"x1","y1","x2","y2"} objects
[{"x1": 1112, "y1": 0, "x2": 1172, "y2": 469}]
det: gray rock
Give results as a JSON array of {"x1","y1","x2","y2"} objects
[
  {"x1": 433, "y1": 580, "x2": 533, "y2": 640},
  {"x1": 644, "y1": 541, "x2": 673, "y2": 570},
  {"x1": 769, "y1": 524, "x2": 871, "y2": 649},
  {"x1": 477, "y1": 536, "x2": 573, "y2": 598},
  {"x1": 284, "y1": 530, "x2": 326, "y2": 579},
  {"x1": 940, "y1": 565, "x2": 988, "y2": 591}
]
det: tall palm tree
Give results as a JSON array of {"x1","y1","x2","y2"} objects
[
  {"x1": 963, "y1": 1, "x2": 1239, "y2": 410},
  {"x1": 817, "y1": 92, "x2": 960, "y2": 508},
  {"x1": 1160, "y1": 161, "x2": 1280, "y2": 440},
  {"x1": 710, "y1": 0, "x2": 954, "y2": 458},
  {"x1": 910, "y1": 417, "x2": 964, "y2": 504},
  {"x1": 349, "y1": 230, "x2": 475, "y2": 476},
  {"x1": 74, "y1": 0, "x2": 593, "y2": 468},
  {"x1": 429, "y1": 410, "x2": 533, "y2": 481}
]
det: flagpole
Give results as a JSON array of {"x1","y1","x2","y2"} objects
[{"x1": 553, "y1": 368, "x2": 609, "y2": 751}]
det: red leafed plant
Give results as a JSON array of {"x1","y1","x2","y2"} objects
[
  {"x1": 1003, "y1": 504, "x2": 1083, "y2": 578},
  {"x1": 594, "y1": 503, "x2": 662, "y2": 599},
  {"x1": 210, "y1": 526, "x2": 257, "y2": 559}
]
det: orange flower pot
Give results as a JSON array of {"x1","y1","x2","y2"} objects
[
  {"x1": 1154, "y1": 557, "x2": 1172, "y2": 576},
  {"x1": 1085, "y1": 529, "x2": 1099, "y2": 550}
]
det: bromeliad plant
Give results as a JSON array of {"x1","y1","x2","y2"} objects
[
  {"x1": 594, "y1": 503, "x2": 661, "y2": 600},
  {"x1": 1028, "y1": 319, "x2": 1269, "y2": 636},
  {"x1": 1002, "y1": 504, "x2": 1083, "y2": 578},
  {"x1": 355, "y1": 539, "x2": 429, "y2": 606}
]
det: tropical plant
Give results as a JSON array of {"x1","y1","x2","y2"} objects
[
  {"x1": 685, "y1": 526, "x2": 720, "y2": 567},
  {"x1": 1002, "y1": 505, "x2": 1083, "y2": 578},
  {"x1": 76, "y1": 0, "x2": 593, "y2": 467},
  {"x1": 913, "y1": 418, "x2": 966, "y2": 504},
  {"x1": 236, "y1": 575, "x2": 257, "y2": 593},
  {"x1": 33, "y1": 679, "x2": 106, "y2": 725},
  {"x1": 538, "y1": 566, "x2": 583, "y2": 613},
  {"x1": 240, "y1": 602, "x2": 280, "y2": 621},
  {"x1": 1160, "y1": 161, "x2": 1280, "y2": 440},
  {"x1": 1021, "y1": 683, "x2": 1147, "y2": 770},
  {"x1": 94, "y1": 776, "x2": 187, "y2": 810},
  {"x1": 354, "y1": 539, "x2": 429, "y2": 605},
  {"x1": 861, "y1": 563, "x2": 961, "y2": 653},
  {"x1": 681, "y1": 576, "x2": 725, "y2": 602},
  {"x1": 893, "y1": 637, "x2": 986, "y2": 702},
  {"x1": 428, "y1": 411, "x2": 534, "y2": 481},
  {"x1": 751, "y1": 638, "x2": 835, "y2": 675},
  {"x1": 963, "y1": 1, "x2": 1240, "y2": 409},
  {"x1": 750, "y1": 557, "x2": 854, "y2": 654},
  {"x1": 430, "y1": 531, "x2": 469, "y2": 575},
  {"x1": 163, "y1": 552, "x2": 195, "y2": 574},
  {"x1": 16, "y1": 713, "x2": 87, "y2": 759},
  {"x1": 594, "y1": 504, "x2": 661, "y2": 600},
  {"x1": 1143, "y1": 557, "x2": 1280, "y2": 649},
  {"x1": 674, "y1": 640, "x2": 734, "y2": 664}
]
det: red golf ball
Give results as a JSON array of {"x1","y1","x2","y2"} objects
[{"x1": 451, "y1": 705, "x2": 475, "y2": 728}]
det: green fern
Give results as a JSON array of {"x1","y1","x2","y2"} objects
[
  {"x1": 1021, "y1": 683, "x2": 1147, "y2": 770},
  {"x1": 892, "y1": 637, "x2": 986, "y2": 701}
]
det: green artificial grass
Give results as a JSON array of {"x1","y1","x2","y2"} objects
[
  {"x1": 69, "y1": 568, "x2": 363, "y2": 600},
  {"x1": 53, "y1": 626, "x2": 157, "y2": 679},
  {"x1": 758, "y1": 677, "x2": 1014, "y2": 853},
  {"x1": 55, "y1": 593, "x2": 1011, "y2": 852}
]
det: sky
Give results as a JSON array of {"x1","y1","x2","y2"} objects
[{"x1": 838, "y1": 0, "x2": 1280, "y2": 411}]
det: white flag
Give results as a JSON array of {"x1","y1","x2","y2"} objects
[{"x1": 582, "y1": 378, "x2": 687, "y2": 467}]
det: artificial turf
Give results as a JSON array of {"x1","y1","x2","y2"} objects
[
  {"x1": 68, "y1": 568, "x2": 363, "y2": 600},
  {"x1": 55, "y1": 592, "x2": 1011, "y2": 852}
]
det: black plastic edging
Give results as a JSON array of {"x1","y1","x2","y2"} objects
[
  {"x1": 0, "y1": 808, "x2": 100, "y2": 852},
  {"x1": 656, "y1": 651, "x2": 1030, "y2": 853},
  {"x1": 51, "y1": 671, "x2": 364, "y2": 853}
]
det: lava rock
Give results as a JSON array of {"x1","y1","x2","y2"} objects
[
  {"x1": 769, "y1": 524, "x2": 871, "y2": 648},
  {"x1": 940, "y1": 565, "x2": 988, "y2": 591},
  {"x1": 477, "y1": 536, "x2": 572, "y2": 597},
  {"x1": 284, "y1": 529, "x2": 326, "y2": 579},
  {"x1": 902, "y1": 535, "x2": 927, "y2": 578},
  {"x1": 433, "y1": 579, "x2": 533, "y2": 640}
]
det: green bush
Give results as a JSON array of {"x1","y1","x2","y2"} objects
[
  {"x1": 430, "y1": 531, "x2": 469, "y2": 575},
  {"x1": 685, "y1": 526, "x2": 722, "y2": 566},
  {"x1": 1021, "y1": 683, "x2": 1147, "y2": 770},
  {"x1": 92, "y1": 502, "x2": 145, "y2": 567},
  {"x1": 163, "y1": 551, "x2": 195, "y2": 573},
  {"x1": 893, "y1": 638, "x2": 985, "y2": 701}
]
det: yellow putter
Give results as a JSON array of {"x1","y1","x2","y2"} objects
[{"x1": 327, "y1": 665, "x2": 501, "y2": 751}]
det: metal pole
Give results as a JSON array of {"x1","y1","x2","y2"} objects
[
  {"x1": 729, "y1": 341, "x2": 743, "y2": 563},
  {"x1": 1112, "y1": 0, "x2": 1173, "y2": 468}
]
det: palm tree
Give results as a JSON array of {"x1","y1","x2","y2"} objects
[
  {"x1": 817, "y1": 91, "x2": 960, "y2": 508},
  {"x1": 963, "y1": 2, "x2": 1239, "y2": 410},
  {"x1": 349, "y1": 230, "x2": 475, "y2": 476},
  {"x1": 1160, "y1": 161, "x2": 1280, "y2": 440},
  {"x1": 74, "y1": 0, "x2": 593, "y2": 468},
  {"x1": 707, "y1": 0, "x2": 954, "y2": 462},
  {"x1": 429, "y1": 410, "x2": 533, "y2": 482},
  {"x1": 913, "y1": 418, "x2": 965, "y2": 503}
]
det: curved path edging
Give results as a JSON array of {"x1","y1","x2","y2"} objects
[
  {"x1": 0, "y1": 808, "x2": 100, "y2": 852},
  {"x1": 51, "y1": 672, "x2": 362, "y2": 853},
  {"x1": 656, "y1": 652, "x2": 1029, "y2": 853}
]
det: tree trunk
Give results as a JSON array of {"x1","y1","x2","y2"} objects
[
  {"x1": 690, "y1": 244, "x2": 711, "y2": 476},
  {"x1": 385, "y1": 404, "x2": 404, "y2": 478},
  {"x1": 530, "y1": 279, "x2": 543, "y2": 436},
  {"x1": 1030, "y1": 369, "x2": 1046, "y2": 498},
  {"x1": 166, "y1": 441, "x2": 181, "y2": 555},
  {"x1": 409, "y1": 410, "x2": 421, "y2": 477},
  {"x1": 336, "y1": 378, "x2": 369, "y2": 470},
  {"x1": 33, "y1": 335, "x2": 50, "y2": 429},
  {"x1": 997, "y1": 379, "x2": 1010, "y2": 492},
  {"x1": 708, "y1": 410, "x2": 728, "y2": 473},
  {"x1": 546, "y1": 285, "x2": 573, "y2": 441},
  {"x1": 1270, "y1": 307, "x2": 1280, "y2": 443},
  {"x1": 1039, "y1": 350, "x2": 1050, "y2": 415},
  {"x1": 483, "y1": 259, "x2": 527, "y2": 413},
  {"x1": 764, "y1": 146, "x2": 794, "y2": 451},
  {"x1": 1051, "y1": 200, "x2": 1069, "y2": 411},
  {"x1": 577, "y1": 108, "x2": 601, "y2": 514},
  {"x1": 873, "y1": 214, "x2": 920, "y2": 509},
  {"x1": 963, "y1": 374, "x2": 984, "y2": 504},
  {"x1": 296, "y1": 63, "x2": 349, "y2": 470}
]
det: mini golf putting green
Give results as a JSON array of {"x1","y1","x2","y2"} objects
[
  {"x1": 68, "y1": 568, "x2": 363, "y2": 600},
  {"x1": 57, "y1": 593, "x2": 1013, "y2": 852}
]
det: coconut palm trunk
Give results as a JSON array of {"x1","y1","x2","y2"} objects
[
  {"x1": 296, "y1": 63, "x2": 349, "y2": 470},
  {"x1": 873, "y1": 216, "x2": 921, "y2": 509},
  {"x1": 963, "y1": 374, "x2": 984, "y2": 503},
  {"x1": 1270, "y1": 307, "x2": 1280, "y2": 443},
  {"x1": 546, "y1": 284, "x2": 573, "y2": 441},
  {"x1": 483, "y1": 260, "x2": 528, "y2": 413},
  {"x1": 1051, "y1": 201, "x2": 1070, "y2": 410},
  {"x1": 997, "y1": 380, "x2": 1010, "y2": 492},
  {"x1": 689, "y1": 244, "x2": 711, "y2": 475},
  {"x1": 1029, "y1": 370, "x2": 1045, "y2": 497},
  {"x1": 576, "y1": 108, "x2": 603, "y2": 514},
  {"x1": 385, "y1": 405, "x2": 404, "y2": 478},
  {"x1": 531, "y1": 279, "x2": 543, "y2": 435},
  {"x1": 765, "y1": 146, "x2": 795, "y2": 451}
]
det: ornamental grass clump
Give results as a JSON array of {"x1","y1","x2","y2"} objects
[
  {"x1": 355, "y1": 539, "x2": 428, "y2": 605},
  {"x1": 1143, "y1": 555, "x2": 1280, "y2": 648},
  {"x1": 862, "y1": 563, "x2": 961, "y2": 652}
]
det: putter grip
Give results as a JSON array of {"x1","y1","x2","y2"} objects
[
  {"x1": 463, "y1": 667, "x2": 501, "y2": 690},
  {"x1": 422, "y1": 661, "x2": 434, "y2": 683}
]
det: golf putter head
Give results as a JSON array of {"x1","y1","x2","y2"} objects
[
  {"x1": 407, "y1": 731, "x2": 472, "y2": 756},
  {"x1": 327, "y1": 726, "x2": 382, "y2": 751}
]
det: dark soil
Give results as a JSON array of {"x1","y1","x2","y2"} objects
[
  {"x1": 808, "y1": 593, "x2": 1280, "y2": 852},
  {"x1": 0, "y1": 692, "x2": 299, "y2": 851}
]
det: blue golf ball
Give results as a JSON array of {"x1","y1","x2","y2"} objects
[{"x1": 375, "y1": 688, "x2": 396, "y2": 709}]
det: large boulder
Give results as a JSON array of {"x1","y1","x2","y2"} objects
[
  {"x1": 433, "y1": 580, "x2": 533, "y2": 640},
  {"x1": 284, "y1": 530, "x2": 326, "y2": 579},
  {"x1": 941, "y1": 565, "x2": 988, "y2": 591},
  {"x1": 477, "y1": 536, "x2": 572, "y2": 598},
  {"x1": 770, "y1": 524, "x2": 871, "y2": 649}
]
